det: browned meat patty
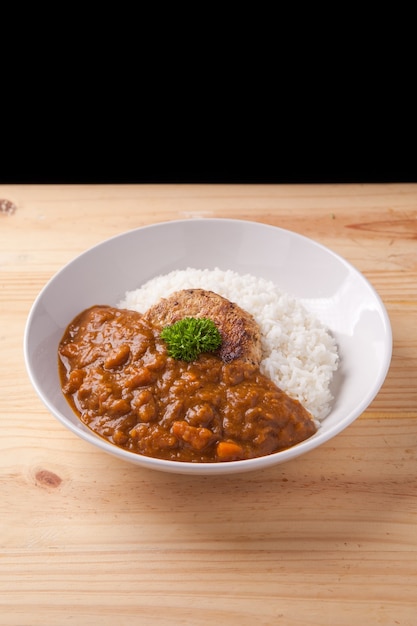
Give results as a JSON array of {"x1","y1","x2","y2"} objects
[{"x1": 143, "y1": 288, "x2": 262, "y2": 367}]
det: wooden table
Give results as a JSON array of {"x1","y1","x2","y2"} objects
[{"x1": 1, "y1": 184, "x2": 416, "y2": 626}]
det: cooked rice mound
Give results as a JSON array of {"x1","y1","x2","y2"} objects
[{"x1": 118, "y1": 268, "x2": 339, "y2": 422}]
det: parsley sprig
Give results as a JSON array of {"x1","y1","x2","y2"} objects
[{"x1": 160, "y1": 317, "x2": 222, "y2": 362}]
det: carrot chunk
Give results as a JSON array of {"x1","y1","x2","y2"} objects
[{"x1": 216, "y1": 440, "x2": 244, "y2": 461}]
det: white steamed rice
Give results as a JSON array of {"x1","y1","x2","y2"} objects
[{"x1": 118, "y1": 268, "x2": 339, "y2": 422}]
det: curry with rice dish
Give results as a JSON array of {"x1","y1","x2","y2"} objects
[{"x1": 58, "y1": 289, "x2": 318, "y2": 463}]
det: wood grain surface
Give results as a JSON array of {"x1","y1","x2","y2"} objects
[{"x1": 1, "y1": 184, "x2": 416, "y2": 626}]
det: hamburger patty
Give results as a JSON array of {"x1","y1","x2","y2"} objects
[{"x1": 143, "y1": 288, "x2": 262, "y2": 367}]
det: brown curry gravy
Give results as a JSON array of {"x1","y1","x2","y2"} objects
[{"x1": 58, "y1": 305, "x2": 317, "y2": 462}]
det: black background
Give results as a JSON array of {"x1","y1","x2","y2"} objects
[
  {"x1": 2, "y1": 5, "x2": 414, "y2": 186},
  {"x1": 1, "y1": 127, "x2": 414, "y2": 185},
  {"x1": 1, "y1": 76, "x2": 414, "y2": 185}
]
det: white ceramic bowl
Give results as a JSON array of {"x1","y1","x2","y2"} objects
[{"x1": 24, "y1": 219, "x2": 392, "y2": 475}]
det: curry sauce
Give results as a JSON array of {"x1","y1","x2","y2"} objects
[{"x1": 58, "y1": 305, "x2": 317, "y2": 462}]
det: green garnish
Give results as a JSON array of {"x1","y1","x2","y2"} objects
[{"x1": 160, "y1": 317, "x2": 222, "y2": 362}]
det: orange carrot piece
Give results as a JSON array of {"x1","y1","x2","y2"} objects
[{"x1": 216, "y1": 440, "x2": 244, "y2": 461}]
